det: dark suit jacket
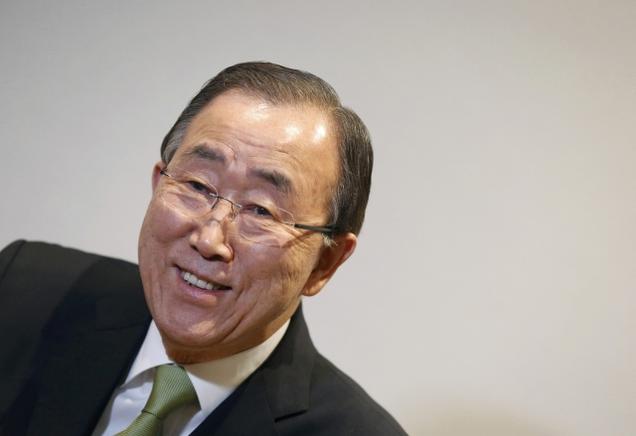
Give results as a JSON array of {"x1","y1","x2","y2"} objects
[{"x1": 0, "y1": 241, "x2": 406, "y2": 435}]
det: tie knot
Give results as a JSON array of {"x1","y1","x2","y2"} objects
[
  {"x1": 117, "y1": 364, "x2": 198, "y2": 436},
  {"x1": 145, "y1": 364, "x2": 198, "y2": 419}
]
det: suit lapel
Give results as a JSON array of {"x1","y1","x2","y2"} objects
[
  {"x1": 26, "y1": 258, "x2": 151, "y2": 436},
  {"x1": 191, "y1": 306, "x2": 316, "y2": 436},
  {"x1": 191, "y1": 372, "x2": 278, "y2": 436}
]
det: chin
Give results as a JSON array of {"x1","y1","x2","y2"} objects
[
  {"x1": 162, "y1": 329, "x2": 250, "y2": 363},
  {"x1": 158, "y1": 315, "x2": 215, "y2": 343},
  {"x1": 164, "y1": 346, "x2": 207, "y2": 365},
  {"x1": 157, "y1": 324, "x2": 218, "y2": 362}
]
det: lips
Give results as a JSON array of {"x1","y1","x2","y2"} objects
[{"x1": 179, "y1": 268, "x2": 231, "y2": 291}]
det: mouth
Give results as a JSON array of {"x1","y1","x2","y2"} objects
[{"x1": 179, "y1": 268, "x2": 231, "y2": 292}]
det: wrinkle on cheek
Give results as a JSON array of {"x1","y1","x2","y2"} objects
[
  {"x1": 146, "y1": 202, "x2": 194, "y2": 243},
  {"x1": 239, "y1": 245, "x2": 312, "y2": 301}
]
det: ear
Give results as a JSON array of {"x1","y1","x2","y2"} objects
[
  {"x1": 151, "y1": 161, "x2": 165, "y2": 192},
  {"x1": 302, "y1": 232, "x2": 357, "y2": 297}
]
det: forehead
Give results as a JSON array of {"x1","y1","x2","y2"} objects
[{"x1": 173, "y1": 91, "x2": 340, "y2": 208}]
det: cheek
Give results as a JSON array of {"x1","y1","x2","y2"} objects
[
  {"x1": 138, "y1": 201, "x2": 193, "y2": 281},
  {"x1": 141, "y1": 200, "x2": 192, "y2": 245},
  {"x1": 238, "y1": 241, "x2": 318, "y2": 295}
]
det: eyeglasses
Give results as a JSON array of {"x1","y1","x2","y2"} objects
[{"x1": 157, "y1": 169, "x2": 334, "y2": 247}]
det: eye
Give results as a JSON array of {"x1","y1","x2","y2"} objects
[
  {"x1": 187, "y1": 180, "x2": 215, "y2": 196},
  {"x1": 243, "y1": 204, "x2": 274, "y2": 218}
]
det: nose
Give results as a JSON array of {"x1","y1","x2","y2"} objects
[{"x1": 189, "y1": 210, "x2": 234, "y2": 262}]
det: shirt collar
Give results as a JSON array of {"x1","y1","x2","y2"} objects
[{"x1": 124, "y1": 320, "x2": 289, "y2": 415}]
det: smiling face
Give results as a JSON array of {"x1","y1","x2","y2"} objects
[{"x1": 138, "y1": 91, "x2": 356, "y2": 363}]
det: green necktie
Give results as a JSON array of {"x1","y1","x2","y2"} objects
[{"x1": 117, "y1": 364, "x2": 198, "y2": 436}]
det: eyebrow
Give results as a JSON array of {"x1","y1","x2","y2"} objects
[
  {"x1": 185, "y1": 144, "x2": 292, "y2": 194},
  {"x1": 251, "y1": 168, "x2": 293, "y2": 195},
  {"x1": 184, "y1": 144, "x2": 227, "y2": 164}
]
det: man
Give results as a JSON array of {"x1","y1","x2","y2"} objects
[{"x1": 0, "y1": 62, "x2": 406, "y2": 435}]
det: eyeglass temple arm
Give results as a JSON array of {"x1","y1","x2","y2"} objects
[{"x1": 293, "y1": 223, "x2": 335, "y2": 235}]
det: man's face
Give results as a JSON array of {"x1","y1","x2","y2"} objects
[{"x1": 138, "y1": 91, "x2": 354, "y2": 363}]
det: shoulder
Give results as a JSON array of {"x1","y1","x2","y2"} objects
[
  {"x1": 0, "y1": 240, "x2": 101, "y2": 330},
  {"x1": 0, "y1": 240, "x2": 139, "y2": 315},
  {"x1": 304, "y1": 353, "x2": 407, "y2": 435},
  {"x1": 0, "y1": 239, "x2": 118, "y2": 289},
  {"x1": 0, "y1": 240, "x2": 142, "y2": 417},
  {"x1": 270, "y1": 309, "x2": 406, "y2": 435},
  {"x1": 0, "y1": 239, "x2": 138, "y2": 289},
  {"x1": 0, "y1": 239, "x2": 143, "y2": 335}
]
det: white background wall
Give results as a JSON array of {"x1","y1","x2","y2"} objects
[{"x1": 1, "y1": 1, "x2": 635, "y2": 435}]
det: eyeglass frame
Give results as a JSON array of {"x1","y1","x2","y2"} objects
[{"x1": 158, "y1": 169, "x2": 336, "y2": 236}]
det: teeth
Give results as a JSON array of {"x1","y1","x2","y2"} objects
[{"x1": 181, "y1": 270, "x2": 226, "y2": 291}]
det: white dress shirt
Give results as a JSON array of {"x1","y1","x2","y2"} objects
[{"x1": 92, "y1": 320, "x2": 288, "y2": 436}]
